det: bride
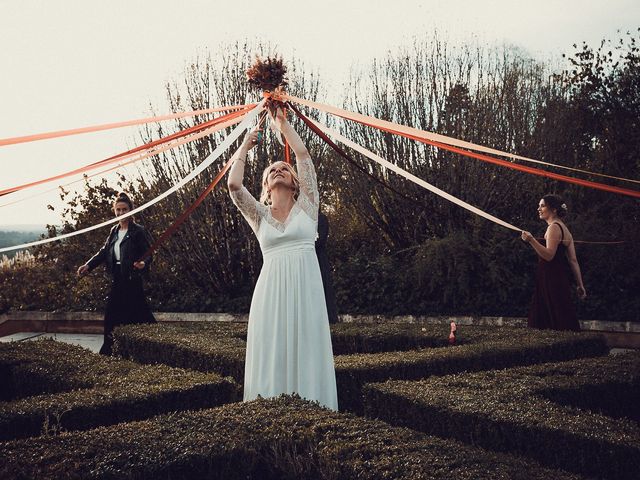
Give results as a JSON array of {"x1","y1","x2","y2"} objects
[{"x1": 227, "y1": 106, "x2": 338, "y2": 410}]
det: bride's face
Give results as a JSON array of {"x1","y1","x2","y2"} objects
[{"x1": 266, "y1": 162, "x2": 294, "y2": 190}]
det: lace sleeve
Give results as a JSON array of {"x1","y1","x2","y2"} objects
[
  {"x1": 230, "y1": 186, "x2": 266, "y2": 234},
  {"x1": 296, "y1": 155, "x2": 319, "y2": 222}
]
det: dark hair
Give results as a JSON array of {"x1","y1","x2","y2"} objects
[
  {"x1": 113, "y1": 192, "x2": 134, "y2": 210},
  {"x1": 542, "y1": 194, "x2": 567, "y2": 218}
]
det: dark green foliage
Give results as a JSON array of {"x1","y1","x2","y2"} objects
[
  {"x1": 331, "y1": 229, "x2": 534, "y2": 316},
  {"x1": 113, "y1": 322, "x2": 607, "y2": 413},
  {"x1": 0, "y1": 396, "x2": 586, "y2": 480},
  {"x1": 335, "y1": 326, "x2": 606, "y2": 413},
  {"x1": 114, "y1": 322, "x2": 248, "y2": 381},
  {"x1": 0, "y1": 339, "x2": 240, "y2": 441},
  {"x1": 364, "y1": 352, "x2": 640, "y2": 480}
]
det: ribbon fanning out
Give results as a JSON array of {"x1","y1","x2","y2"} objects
[
  {"x1": 287, "y1": 103, "x2": 422, "y2": 205},
  {"x1": 0, "y1": 114, "x2": 247, "y2": 208},
  {"x1": 359, "y1": 123, "x2": 640, "y2": 200},
  {"x1": 0, "y1": 104, "x2": 253, "y2": 147},
  {"x1": 0, "y1": 107, "x2": 252, "y2": 198},
  {"x1": 139, "y1": 110, "x2": 271, "y2": 260},
  {"x1": 282, "y1": 94, "x2": 640, "y2": 197},
  {"x1": 302, "y1": 114, "x2": 521, "y2": 232},
  {"x1": 0, "y1": 101, "x2": 265, "y2": 254}
]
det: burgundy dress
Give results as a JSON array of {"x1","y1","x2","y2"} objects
[{"x1": 528, "y1": 223, "x2": 580, "y2": 331}]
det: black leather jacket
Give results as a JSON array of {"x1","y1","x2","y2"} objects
[{"x1": 87, "y1": 222, "x2": 153, "y2": 280}]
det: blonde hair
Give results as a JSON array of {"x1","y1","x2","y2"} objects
[{"x1": 260, "y1": 161, "x2": 300, "y2": 204}]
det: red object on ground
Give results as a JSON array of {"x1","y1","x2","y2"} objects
[{"x1": 449, "y1": 321, "x2": 457, "y2": 345}]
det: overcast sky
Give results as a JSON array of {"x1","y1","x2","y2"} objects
[{"x1": 1, "y1": 0, "x2": 638, "y2": 227}]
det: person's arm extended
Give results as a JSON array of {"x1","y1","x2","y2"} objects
[
  {"x1": 272, "y1": 108, "x2": 318, "y2": 207},
  {"x1": 78, "y1": 229, "x2": 113, "y2": 275},
  {"x1": 228, "y1": 130, "x2": 260, "y2": 192},
  {"x1": 521, "y1": 224, "x2": 562, "y2": 262}
]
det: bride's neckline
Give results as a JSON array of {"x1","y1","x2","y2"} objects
[
  {"x1": 269, "y1": 198, "x2": 297, "y2": 223},
  {"x1": 266, "y1": 201, "x2": 301, "y2": 231},
  {"x1": 269, "y1": 202, "x2": 297, "y2": 225}
]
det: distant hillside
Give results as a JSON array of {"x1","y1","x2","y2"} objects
[
  {"x1": 0, "y1": 227, "x2": 46, "y2": 258},
  {"x1": 0, "y1": 224, "x2": 47, "y2": 233}
]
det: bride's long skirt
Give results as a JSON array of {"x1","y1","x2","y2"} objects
[{"x1": 243, "y1": 243, "x2": 338, "y2": 410}]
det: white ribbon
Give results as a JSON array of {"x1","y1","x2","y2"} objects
[
  {"x1": 0, "y1": 101, "x2": 264, "y2": 253},
  {"x1": 310, "y1": 118, "x2": 521, "y2": 232},
  {"x1": 283, "y1": 94, "x2": 640, "y2": 186},
  {"x1": 0, "y1": 115, "x2": 246, "y2": 209}
]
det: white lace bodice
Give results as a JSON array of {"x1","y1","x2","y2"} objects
[{"x1": 230, "y1": 155, "x2": 319, "y2": 245}]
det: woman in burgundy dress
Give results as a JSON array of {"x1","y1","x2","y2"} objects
[{"x1": 521, "y1": 194, "x2": 587, "y2": 331}]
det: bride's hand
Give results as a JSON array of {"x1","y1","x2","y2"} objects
[
  {"x1": 271, "y1": 106, "x2": 287, "y2": 130},
  {"x1": 241, "y1": 129, "x2": 261, "y2": 151}
]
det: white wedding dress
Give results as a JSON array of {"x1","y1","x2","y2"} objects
[{"x1": 230, "y1": 155, "x2": 338, "y2": 411}]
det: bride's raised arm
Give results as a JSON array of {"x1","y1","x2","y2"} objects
[
  {"x1": 273, "y1": 108, "x2": 319, "y2": 208},
  {"x1": 228, "y1": 129, "x2": 264, "y2": 234}
]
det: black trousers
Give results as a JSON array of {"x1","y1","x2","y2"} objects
[{"x1": 100, "y1": 268, "x2": 156, "y2": 355}]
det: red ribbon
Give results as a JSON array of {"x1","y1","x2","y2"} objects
[
  {"x1": 0, "y1": 106, "x2": 253, "y2": 197},
  {"x1": 138, "y1": 149, "x2": 238, "y2": 262},
  {"x1": 338, "y1": 116, "x2": 640, "y2": 200},
  {"x1": 287, "y1": 102, "x2": 420, "y2": 204}
]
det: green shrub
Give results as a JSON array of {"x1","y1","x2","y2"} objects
[
  {"x1": 0, "y1": 395, "x2": 586, "y2": 480},
  {"x1": 114, "y1": 322, "x2": 607, "y2": 413},
  {"x1": 113, "y1": 322, "x2": 248, "y2": 380},
  {"x1": 0, "y1": 339, "x2": 240, "y2": 440},
  {"x1": 113, "y1": 321, "x2": 450, "y2": 370},
  {"x1": 363, "y1": 352, "x2": 640, "y2": 480}
]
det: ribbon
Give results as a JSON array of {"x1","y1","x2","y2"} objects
[
  {"x1": 282, "y1": 94, "x2": 640, "y2": 195},
  {"x1": 288, "y1": 102, "x2": 421, "y2": 204},
  {"x1": 0, "y1": 104, "x2": 253, "y2": 147},
  {"x1": 284, "y1": 141, "x2": 291, "y2": 164},
  {"x1": 0, "y1": 114, "x2": 246, "y2": 208},
  {"x1": 291, "y1": 102, "x2": 628, "y2": 243},
  {"x1": 363, "y1": 124, "x2": 640, "y2": 200},
  {"x1": 0, "y1": 107, "x2": 251, "y2": 197},
  {"x1": 306, "y1": 117, "x2": 521, "y2": 232},
  {"x1": 138, "y1": 154, "x2": 237, "y2": 262},
  {"x1": 0, "y1": 101, "x2": 265, "y2": 254}
]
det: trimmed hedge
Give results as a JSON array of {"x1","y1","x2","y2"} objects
[
  {"x1": 115, "y1": 322, "x2": 607, "y2": 413},
  {"x1": 363, "y1": 352, "x2": 640, "y2": 480},
  {"x1": 336, "y1": 326, "x2": 607, "y2": 413},
  {"x1": 113, "y1": 321, "x2": 450, "y2": 378},
  {"x1": 330, "y1": 322, "x2": 451, "y2": 354},
  {"x1": 114, "y1": 322, "x2": 248, "y2": 380},
  {"x1": 0, "y1": 339, "x2": 240, "y2": 441},
  {"x1": 0, "y1": 395, "x2": 587, "y2": 480}
]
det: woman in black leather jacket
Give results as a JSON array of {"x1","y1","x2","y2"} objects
[{"x1": 77, "y1": 192, "x2": 156, "y2": 355}]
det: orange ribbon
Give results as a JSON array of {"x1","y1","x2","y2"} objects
[
  {"x1": 282, "y1": 95, "x2": 640, "y2": 199},
  {"x1": 0, "y1": 104, "x2": 252, "y2": 147},
  {"x1": 1, "y1": 114, "x2": 246, "y2": 208},
  {"x1": 0, "y1": 107, "x2": 252, "y2": 197}
]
